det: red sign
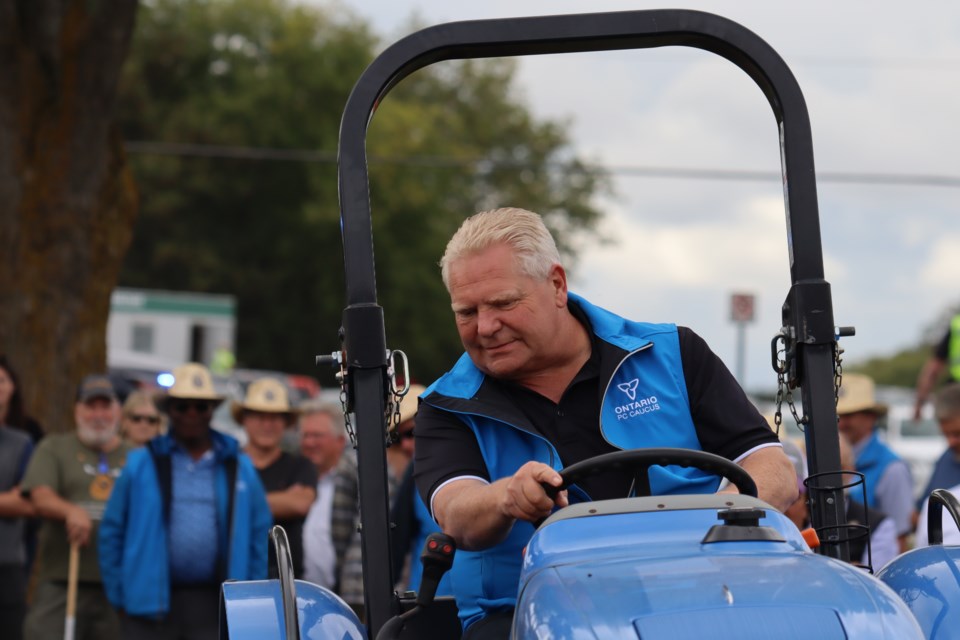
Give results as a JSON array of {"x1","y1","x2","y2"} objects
[{"x1": 730, "y1": 293, "x2": 755, "y2": 323}]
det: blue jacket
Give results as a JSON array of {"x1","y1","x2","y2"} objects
[
  {"x1": 857, "y1": 431, "x2": 902, "y2": 509},
  {"x1": 99, "y1": 430, "x2": 272, "y2": 618},
  {"x1": 919, "y1": 448, "x2": 960, "y2": 510},
  {"x1": 423, "y1": 293, "x2": 721, "y2": 629}
]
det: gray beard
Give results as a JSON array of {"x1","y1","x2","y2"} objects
[{"x1": 77, "y1": 422, "x2": 118, "y2": 449}]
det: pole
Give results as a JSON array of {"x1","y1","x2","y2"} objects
[
  {"x1": 65, "y1": 542, "x2": 79, "y2": 640},
  {"x1": 735, "y1": 320, "x2": 747, "y2": 385}
]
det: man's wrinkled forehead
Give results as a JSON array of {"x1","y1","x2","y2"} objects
[{"x1": 451, "y1": 286, "x2": 525, "y2": 312}]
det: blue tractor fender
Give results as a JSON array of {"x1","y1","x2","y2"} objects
[
  {"x1": 220, "y1": 526, "x2": 366, "y2": 640},
  {"x1": 877, "y1": 489, "x2": 960, "y2": 640},
  {"x1": 220, "y1": 579, "x2": 365, "y2": 640}
]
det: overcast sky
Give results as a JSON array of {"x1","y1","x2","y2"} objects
[{"x1": 343, "y1": 0, "x2": 960, "y2": 391}]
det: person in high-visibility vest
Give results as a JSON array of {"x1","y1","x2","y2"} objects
[
  {"x1": 914, "y1": 314, "x2": 960, "y2": 419},
  {"x1": 210, "y1": 343, "x2": 236, "y2": 377}
]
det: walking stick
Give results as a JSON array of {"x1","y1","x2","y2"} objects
[{"x1": 65, "y1": 542, "x2": 79, "y2": 640}]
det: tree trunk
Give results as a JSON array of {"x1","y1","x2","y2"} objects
[{"x1": 0, "y1": 0, "x2": 139, "y2": 433}]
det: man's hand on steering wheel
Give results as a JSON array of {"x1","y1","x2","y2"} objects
[{"x1": 500, "y1": 461, "x2": 569, "y2": 523}]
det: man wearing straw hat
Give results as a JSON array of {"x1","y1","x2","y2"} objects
[
  {"x1": 235, "y1": 378, "x2": 316, "y2": 578},
  {"x1": 98, "y1": 363, "x2": 272, "y2": 640},
  {"x1": 836, "y1": 372, "x2": 914, "y2": 551},
  {"x1": 21, "y1": 374, "x2": 129, "y2": 640}
]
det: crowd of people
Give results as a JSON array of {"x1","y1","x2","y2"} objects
[
  {"x1": 0, "y1": 356, "x2": 432, "y2": 640},
  {"x1": 3, "y1": 206, "x2": 960, "y2": 640},
  {"x1": 778, "y1": 369, "x2": 960, "y2": 570}
]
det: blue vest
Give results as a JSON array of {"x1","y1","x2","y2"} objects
[
  {"x1": 423, "y1": 293, "x2": 720, "y2": 629},
  {"x1": 919, "y1": 449, "x2": 960, "y2": 510},
  {"x1": 856, "y1": 431, "x2": 900, "y2": 509}
]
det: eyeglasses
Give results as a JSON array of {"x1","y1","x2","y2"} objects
[
  {"x1": 128, "y1": 414, "x2": 161, "y2": 425},
  {"x1": 171, "y1": 400, "x2": 212, "y2": 414}
]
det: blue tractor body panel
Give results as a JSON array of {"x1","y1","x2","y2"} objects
[
  {"x1": 878, "y1": 545, "x2": 960, "y2": 640},
  {"x1": 515, "y1": 495, "x2": 923, "y2": 639},
  {"x1": 221, "y1": 579, "x2": 365, "y2": 640}
]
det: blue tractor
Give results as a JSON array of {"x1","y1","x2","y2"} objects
[{"x1": 219, "y1": 9, "x2": 960, "y2": 639}]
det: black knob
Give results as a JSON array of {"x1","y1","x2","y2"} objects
[
  {"x1": 416, "y1": 533, "x2": 456, "y2": 606},
  {"x1": 718, "y1": 508, "x2": 766, "y2": 527}
]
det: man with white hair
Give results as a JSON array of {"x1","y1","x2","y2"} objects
[
  {"x1": 299, "y1": 401, "x2": 358, "y2": 602},
  {"x1": 21, "y1": 374, "x2": 130, "y2": 640},
  {"x1": 414, "y1": 207, "x2": 797, "y2": 637}
]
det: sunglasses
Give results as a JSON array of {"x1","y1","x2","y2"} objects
[
  {"x1": 397, "y1": 430, "x2": 415, "y2": 441},
  {"x1": 171, "y1": 400, "x2": 213, "y2": 414},
  {"x1": 128, "y1": 414, "x2": 161, "y2": 425}
]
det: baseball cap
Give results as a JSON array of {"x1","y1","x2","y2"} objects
[{"x1": 76, "y1": 374, "x2": 118, "y2": 403}]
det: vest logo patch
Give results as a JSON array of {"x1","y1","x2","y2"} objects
[
  {"x1": 614, "y1": 378, "x2": 661, "y2": 420},
  {"x1": 617, "y1": 379, "x2": 640, "y2": 400}
]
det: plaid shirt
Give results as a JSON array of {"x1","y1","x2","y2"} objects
[
  {"x1": 336, "y1": 457, "x2": 403, "y2": 606},
  {"x1": 330, "y1": 452, "x2": 359, "y2": 592}
]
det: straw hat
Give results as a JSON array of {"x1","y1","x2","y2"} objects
[
  {"x1": 398, "y1": 384, "x2": 427, "y2": 424},
  {"x1": 167, "y1": 363, "x2": 224, "y2": 401},
  {"x1": 231, "y1": 378, "x2": 297, "y2": 424},
  {"x1": 835, "y1": 373, "x2": 888, "y2": 416}
]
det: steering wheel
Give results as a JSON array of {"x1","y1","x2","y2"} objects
[{"x1": 551, "y1": 447, "x2": 758, "y2": 499}]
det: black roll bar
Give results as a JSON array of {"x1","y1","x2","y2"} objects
[{"x1": 336, "y1": 10, "x2": 846, "y2": 637}]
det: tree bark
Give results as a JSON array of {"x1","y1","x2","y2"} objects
[{"x1": 0, "y1": 0, "x2": 139, "y2": 433}]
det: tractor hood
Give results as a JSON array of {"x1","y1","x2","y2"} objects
[{"x1": 515, "y1": 496, "x2": 922, "y2": 639}]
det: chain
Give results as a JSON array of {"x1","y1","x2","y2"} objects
[
  {"x1": 772, "y1": 329, "x2": 846, "y2": 435},
  {"x1": 773, "y1": 330, "x2": 807, "y2": 432},
  {"x1": 384, "y1": 349, "x2": 411, "y2": 446},
  {"x1": 833, "y1": 340, "x2": 844, "y2": 409},
  {"x1": 335, "y1": 352, "x2": 357, "y2": 448},
  {"x1": 384, "y1": 372, "x2": 401, "y2": 447},
  {"x1": 327, "y1": 347, "x2": 410, "y2": 449}
]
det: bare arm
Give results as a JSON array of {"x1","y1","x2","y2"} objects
[
  {"x1": 0, "y1": 486, "x2": 35, "y2": 517},
  {"x1": 433, "y1": 462, "x2": 568, "y2": 551},
  {"x1": 723, "y1": 446, "x2": 798, "y2": 512},
  {"x1": 266, "y1": 484, "x2": 316, "y2": 519},
  {"x1": 30, "y1": 485, "x2": 93, "y2": 546},
  {"x1": 914, "y1": 357, "x2": 946, "y2": 419}
]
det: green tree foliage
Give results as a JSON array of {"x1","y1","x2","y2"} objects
[
  {"x1": 848, "y1": 345, "x2": 931, "y2": 389},
  {"x1": 118, "y1": 0, "x2": 608, "y2": 384}
]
